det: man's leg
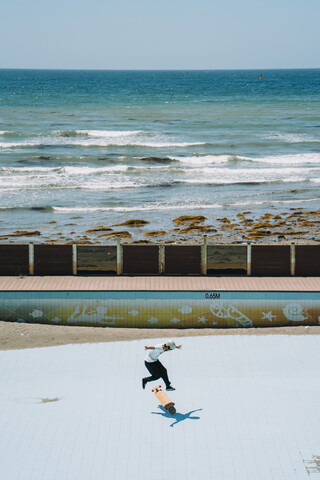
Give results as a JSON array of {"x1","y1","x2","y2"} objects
[
  {"x1": 157, "y1": 361, "x2": 171, "y2": 388},
  {"x1": 143, "y1": 361, "x2": 172, "y2": 389},
  {"x1": 143, "y1": 361, "x2": 161, "y2": 388}
]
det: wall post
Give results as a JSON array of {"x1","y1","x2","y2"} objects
[
  {"x1": 159, "y1": 245, "x2": 165, "y2": 274},
  {"x1": 72, "y1": 243, "x2": 77, "y2": 275},
  {"x1": 290, "y1": 243, "x2": 296, "y2": 276},
  {"x1": 29, "y1": 242, "x2": 34, "y2": 276},
  {"x1": 201, "y1": 235, "x2": 207, "y2": 275},
  {"x1": 116, "y1": 235, "x2": 123, "y2": 275},
  {"x1": 247, "y1": 242, "x2": 252, "y2": 276}
]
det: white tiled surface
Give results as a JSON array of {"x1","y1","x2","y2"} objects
[{"x1": 1, "y1": 336, "x2": 320, "y2": 479}]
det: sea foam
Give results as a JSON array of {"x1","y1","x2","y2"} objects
[
  {"x1": 0, "y1": 129, "x2": 206, "y2": 149},
  {"x1": 242, "y1": 153, "x2": 320, "y2": 164}
]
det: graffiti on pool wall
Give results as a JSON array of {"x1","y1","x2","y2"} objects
[
  {"x1": 210, "y1": 303, "x2": 253, "y2": 327},
  {"x1": 66, "y1": 305, "x2": 124, "y2": 325},
  {"x1": 282, "y1": 303, "x2": 309, "y2": 322},
  {"x1": 0, "y1": 295, "x2": 320, "y2": 327},
  {"x1": 261, "y1": 311, "x2": 277, "y2": 322}
]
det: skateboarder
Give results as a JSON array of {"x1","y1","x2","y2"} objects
[{"x1": 142, "y1": 340, "x2": 182, "y2": 391}]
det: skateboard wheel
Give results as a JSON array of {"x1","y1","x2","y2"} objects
[
  {"x1": 159, "y1": 385, "x2": 161, "y2": 388},
  {"x1": 152, "y1": 389, "x2": 154, "y2": 392},
  {"x1": 165, "y1": 408, "x2": 167, "y2": 410},
  {"x1": 173, "y1": 403, "x2": 175, "y2": 406}
]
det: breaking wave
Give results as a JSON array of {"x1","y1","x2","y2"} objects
[{"x1": 0, "y1": 129, "x2": 207, "y2": 149}]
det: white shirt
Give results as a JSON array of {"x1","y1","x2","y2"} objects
[{"x1": 145, "y1": 344, "x2": 164, "y2": 362}]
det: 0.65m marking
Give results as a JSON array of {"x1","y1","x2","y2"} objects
[{"x1": 205, "y1": 292, "x2": 221, "y2": 299}]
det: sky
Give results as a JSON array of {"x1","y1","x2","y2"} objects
[{"x1": 1, "y1": 0, "x2": 319, "y2": 70}]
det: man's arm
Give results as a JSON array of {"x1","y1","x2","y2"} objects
[
  {"x1": 145, "y1": 346, "x2": 155, "y2": 350},
  {"x1": 176, "y1": 345, "x2": 182, "y2": 349}
]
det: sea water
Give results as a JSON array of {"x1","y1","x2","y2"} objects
[{"x1": 0, "y1": 69, "x2": 319, "y2": 241}]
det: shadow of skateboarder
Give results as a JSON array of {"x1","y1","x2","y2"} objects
[{"x1": 151, "y1": 405, "x2": 203, "y2": 427}]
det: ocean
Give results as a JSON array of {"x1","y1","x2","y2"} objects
[{"x1": 0, "y1": 69, "x2": 319, "y2": 243}]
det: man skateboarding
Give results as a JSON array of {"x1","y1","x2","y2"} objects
[{"x1": 142, "y1": 340, "x2": 182, "y2": 391}]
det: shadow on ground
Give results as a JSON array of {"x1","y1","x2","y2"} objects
[{"x1": 151, "y1": 405, "x2": 203, "y2": 427}]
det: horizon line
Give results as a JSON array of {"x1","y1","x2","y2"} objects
[{"x1": 0, "y1": 67, "x2": 319, "y2": 72}]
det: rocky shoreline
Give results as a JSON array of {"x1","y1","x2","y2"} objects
[{"x1": 0, "y1": 209, "x2": 319, "y2": 245}]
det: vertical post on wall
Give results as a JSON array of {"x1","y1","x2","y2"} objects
[
  {"x1": 72, "y1": 243, "x2": 77, "y2": 275},
  {"x1": 116, "y1": 235, "x2": 123, "y2": 275},
  {"x1": 247, "y1": 242, "x2": 252, "y2": 276},
  {"x1": 29, "y1": 242, "x2": 34, "y2": 275},
  {"x1": 290, "y1": 243, "x2": 296, "y2": 276},
  {"x1": 201, "y1": 235, "x2": 207, "y2": 275},
  {"x1": 159, "y1": 245, "x2": 165, "y2": 274}
]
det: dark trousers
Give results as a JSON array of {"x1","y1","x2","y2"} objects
[{"x1": 144, "y1": 360, "x2": 171, "y2": 388}]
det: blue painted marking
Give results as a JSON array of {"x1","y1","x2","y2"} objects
[{"x1": 0, "y1": 290, "x2": 319, "y2": 301}]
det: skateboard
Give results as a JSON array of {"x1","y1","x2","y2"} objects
[{"x1": 152, "y1": 385, "x2": 176, "y2": 414}]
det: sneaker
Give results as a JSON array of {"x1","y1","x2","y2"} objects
[
  {"x1": 142, "y1": 378, "x2": 147, "y2": 390},
  {"x1": 166, "y1": 386, "x2": 175, "y2": 391}
]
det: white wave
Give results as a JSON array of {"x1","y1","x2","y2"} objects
[
  {"x1": 232, "y1": 197, "x2": 320, "y2": 207},
  {"x1": 1, "y1": 163, "x2": 319, "y2": 191},
  {"x1": 0, "y1": 141, "x2": 39, "y2": 149},
  {"x1": 66, "y1": 138, "x2": 205, "y2": 148},
  {"x1": 0, "y1": 188, "x2": 21, "y2": 192},
  {"x1": 61, "y1": 165, "x2": 129, "y2": 175},
  {"x1": 0, "y1": 134, "x2": 205, "y2": 149},
  {"x1": 169, "y1": 155, "x2": 230, "y2": 165},
  {"x1": 242, "y1": 153, "x2": 320, "y2": 165},
  {"x1": 0, "y1": 177, "x2": 140, "y2": 190},
  {"x1": 51, "y1": 197, "x2": 320, "y2": 214},
  {"x1": 53, "y1": 207, "x2": 113, "y2": 213},
  {"x1": 53, "y1": 203, "x2": 224, "y2": 213},
  {"x1": 0, "y1": 166, "x2": 55, "y2": 173},
  {"x1": 0, "y1": 183, "x2": 138, "y2": 191},
  {"x1": 282, "y1": 177, "x2": 307, "y2": 183},
  {"x1": 183, "y1": 178, "x2": 307, "y2": 185},
  {"x1": 0, "y1": 165, "x2": 130, "y2": 175},
  {"x1": 181, "y1": 166, "x2": 320, "y2": 184},
  {"x1": 74, "y1": 130, "x2": 144, "y2": 138},
  {"x1": 266, "y1": 133, "x2": 320, "y2": 143},
  {"x1": 80, "y1": 181, "x2": 139, "y2": 190}
]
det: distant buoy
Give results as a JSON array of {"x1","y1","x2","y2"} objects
[{"x1": 259, "y1": 73, "x2": 263, "y2": 80}]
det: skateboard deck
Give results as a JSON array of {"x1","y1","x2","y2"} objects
[{"x1": 152, "y1": 385, "x2": 176, "y2": 414}]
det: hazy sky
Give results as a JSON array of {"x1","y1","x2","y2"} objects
[{"x1": 1, "y1": 0, "x2": 319, "y2": 69}]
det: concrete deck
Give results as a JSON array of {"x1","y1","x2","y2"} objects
[
  {"x1": 0, "y1": 276, "x2": 320, "y2": 291},
  {"x1": 1, "y1": 335, "x2": 320, "y2": 479}
]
